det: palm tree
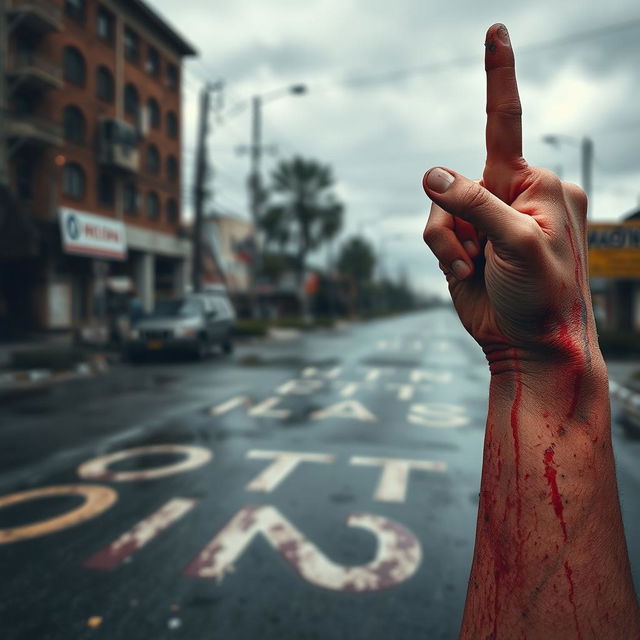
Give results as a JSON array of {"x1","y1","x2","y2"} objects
[{"x1": 263, "y1": 156, "x2": 344, "y2": 287}]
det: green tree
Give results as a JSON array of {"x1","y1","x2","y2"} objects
[
  {"x1": 337, "y1": 236, "x2": 376, "y2": 285},
  {"x1": 263, "y1": 156, "x2": 344, "y2": 286}
]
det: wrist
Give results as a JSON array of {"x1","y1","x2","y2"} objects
[{"x1": 484, "y1": 343, "x2": 609, "y2": 421}]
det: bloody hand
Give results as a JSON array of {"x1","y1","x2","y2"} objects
[{"x1": 422, "y1": 24, "x2": 592, "y2": 370}]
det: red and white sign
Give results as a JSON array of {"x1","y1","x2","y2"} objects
[{"x1": 59, "y1": 207, "x2": 127, "y2": 260}]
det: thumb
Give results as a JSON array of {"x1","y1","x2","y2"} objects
[{"x1": 422, "y1": 167, "x2": 533, "y2": 248}]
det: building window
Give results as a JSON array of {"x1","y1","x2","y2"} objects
[
  {"x1": 146, "y1": 191, "x2": 160, "y2": 220},
  {"x1": 124, "y1": 83, "x2": 139, "y2": 120},
  {"x1": 123, "y1": 183, "x2": 138, "y2": 214},
  {"x1": 124, "y1": 27, "x2": 139, "y2": 63},
  {"x1": 63, "y1": 105, "x2": 85, "y2": 144},
  {"x1": 166, "y1": 63, "x2": 178, "y2": 90},
  {"x1": 147, "y1": 98, "x2": 160, "y2": 129},
  {"x1": 166, "y1": 198, "x2": 178, "y2": 224},
  {"x1": 166, "y1": 155, "x2": 178, "y2": 182},
  {"x1": 96, "y1": 6, "x2": 115, "y2": 43},
  {"x1": 96, "y1": 66, "x2": 114, "y2": 102},
  {"x1": 146, "y1": 46, "x2": 160, "y2": 76},
  {"x1": 63, "y1": 163, "x2": 85, "y2": 199},
  {"x1": 166, "y1": 111, "x2": 178, "y2": 138},
  {"x1": 63, "y1": 46, "x2": 86, "y2": 86},
  {"x1": 97, "y1": 173, "x2": 115, "y2": 206},
  {"x1": 64, "y1": 0, "x2": 85, "y2": 22},
  {"x1": 146, "y1": 144, "x2": 160, "y2": 174}
]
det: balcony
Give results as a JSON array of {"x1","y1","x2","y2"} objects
[
  {"x1": 98, "y1": 118, "x2": 140, "y2": 173},
  {"x1": 7, "y1": 51, "x2": 63, "y2": 91},
  {"x1": 6, "y1": 0, "x2": 62, "y2": 34},
  {"x1": 6, "y1": 113, "x2": 63, "y2": 148}
]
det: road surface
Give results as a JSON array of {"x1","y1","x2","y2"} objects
[{"x1": 1, "y1": 309, "x2": 639, "y2": 639}]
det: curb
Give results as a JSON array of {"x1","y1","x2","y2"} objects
[{"x1": 0, "y1": 354, "x2": 111, "y2": 396}]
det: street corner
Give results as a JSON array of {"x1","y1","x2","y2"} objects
[{"x1": 0, "y1": 351, "x2": 112, "y2": 398}]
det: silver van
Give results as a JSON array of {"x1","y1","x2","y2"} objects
[{"x1": 125, "y1": 290, "x2": 235, "y2": 360}]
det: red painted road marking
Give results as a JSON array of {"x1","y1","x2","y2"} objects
[
  {"x1": 183, "y1": 505, "x2": 422, "y2": 592},
  {"x1": 84, "y1": 498, "x2": 196, "y2": 569}
]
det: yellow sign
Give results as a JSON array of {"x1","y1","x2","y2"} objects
[{"x1": 588, "y1": 223, "x2": 640, "y2": 279}]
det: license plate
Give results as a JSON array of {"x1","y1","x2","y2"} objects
[{"x1": 147, "y1": 340, "x2": 163, "y2": 350}]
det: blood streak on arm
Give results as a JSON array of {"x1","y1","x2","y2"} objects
[{"x1": 542, "y1": 446, "x2": 568, "y2": 542}]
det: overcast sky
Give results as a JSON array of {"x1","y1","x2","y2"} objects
[{"x1": 153, "y1": 0, "x2": 640, "y2": 297}]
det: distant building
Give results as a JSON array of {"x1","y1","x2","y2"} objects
[
  {"x1": 0, "y1": 0, "x2": 196, "y2": 337},
  {"x1": 588, "y1": 204, "x2": 640, "y2": 332}
]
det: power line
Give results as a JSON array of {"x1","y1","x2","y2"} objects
[{"x1": 305, "y1": 16, "x2": 640, "y2": 91}]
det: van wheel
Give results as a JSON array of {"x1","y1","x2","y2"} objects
[{"x1": 221, "y1": 338, "x2": 234, "y2": 355}]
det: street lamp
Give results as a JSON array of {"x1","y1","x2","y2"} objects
[
  {"x1": 235, "y1": 84, "x2": 308, "y2": 315},
  {"x1": 542, "y1": 134, "x2": 594, "y2": 216}
]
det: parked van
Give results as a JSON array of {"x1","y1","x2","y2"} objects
[{"x1": 125, "y1": 289, "x2": 236, "y2": 360}]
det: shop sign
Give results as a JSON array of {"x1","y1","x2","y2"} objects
[
  {"x1": 588, "y1": 223, "x2": 640, "y2": 279},
  {"x1": 59, "y1": 207, "x2": 127, "y2": 260}
]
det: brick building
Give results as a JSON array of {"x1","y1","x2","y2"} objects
[{"x1": 1, "y1": 0, "x2": 196, "y2": 337}]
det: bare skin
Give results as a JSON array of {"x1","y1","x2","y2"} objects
[{"x1": 422, "y1": 23, "x2": 640, "y2": 640}]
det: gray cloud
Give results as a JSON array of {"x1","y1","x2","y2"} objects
[{"x1": 154, "y1": 0, "x2": 640, "y2": 295}]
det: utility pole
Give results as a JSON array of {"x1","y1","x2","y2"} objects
[
  {"x1": 247, "y1": 96, "x2": 263, "y2": 313},
  {"x1": 192, "y1": 81, "x2": 223, "y2": 293},
  {"x1": 581, "y1": 136, "x2": 593, "y2": 217},
  {"x1": 0, "y1": 0, "x2": 9, "y2": 187}
]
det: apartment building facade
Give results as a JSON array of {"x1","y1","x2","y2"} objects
[{"x1": 1, "y1": 0, "x2": 196, "y2": 335}]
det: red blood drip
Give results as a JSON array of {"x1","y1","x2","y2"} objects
[
  {"x1": 511, "y1": 358, "x2": 523, "y2": 539},
  {"x1": 543, "y1": 446, "x2": 568, "y2": 541},
  {"x1": 564, "y1": 561, "x2": 583, "y2": 640}
]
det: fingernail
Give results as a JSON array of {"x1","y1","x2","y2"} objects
[
  {"x1": 463, "y1": 240, "x2": 478, "y2": 257},
  {"x1": 452, "y1": 260, "x2": 471, "y2": 279},
  {"x1": 426, "y1": 168, "x2": 455, "y2": 194},
  {"x1": 496, "y1": 24, "x2": 510, "y2": 45}
]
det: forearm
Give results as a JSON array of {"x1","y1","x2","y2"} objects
[{"x1": 460, "y1": 349, "x2": 640, "y2": 639}]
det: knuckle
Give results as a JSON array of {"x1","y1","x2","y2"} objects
[
  {"x1": 514, "y1": 216, "x2": 542, "y2": 253},
  {"x1": 487, "y1": 98, "x2": 522, "y2": 119},
  {"x1": 422, "y1": 224, "x2": 447, "y2": 247},
  {"x1": 563, "y1": 182, "x2": 588, "y2": 218},
  {"x1": 462, "y1": 182, "x2": 490, "y2": 212}
]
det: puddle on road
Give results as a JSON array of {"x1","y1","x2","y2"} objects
[
  {"x1": 360, "y1": 356, "x2": 422, "y2": 368},
  {"x1": 238, "y1": 355, "x2": 340, "y2": 369}
]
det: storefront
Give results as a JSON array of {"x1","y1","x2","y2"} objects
[
  {"x1": 41, "y1": 208, "x2": 190, "y2": 341},
  {"x1": 588, "y1": 221, "x2": 640, "y2": 332}
]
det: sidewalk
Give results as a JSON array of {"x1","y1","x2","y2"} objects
[{"x1": 0, "y1": 333, "x2": 113, "y2": 396}]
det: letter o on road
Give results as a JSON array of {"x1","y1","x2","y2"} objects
[
  {"x1": 0, "y1": 485, "x2": 117, "y2": 544},
  {"x1": 77, "y1": 445, "x2": 212, "y2": 482}
]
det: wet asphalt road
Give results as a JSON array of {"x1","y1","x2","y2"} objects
[{"x1": 1, "y1": 308, "x2": 640, "y2": 640}]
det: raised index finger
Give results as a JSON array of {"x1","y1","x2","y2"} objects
[{"x1": 484, "y1": 23, "x2": 524, "y2": 169}]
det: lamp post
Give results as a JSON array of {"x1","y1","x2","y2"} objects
[
  {"x1": 235, "y1": 84, "x2": 307, "y2": 315},
  {"x1": 542, "y1": 134, "x2": 594, "y2": 217}
]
